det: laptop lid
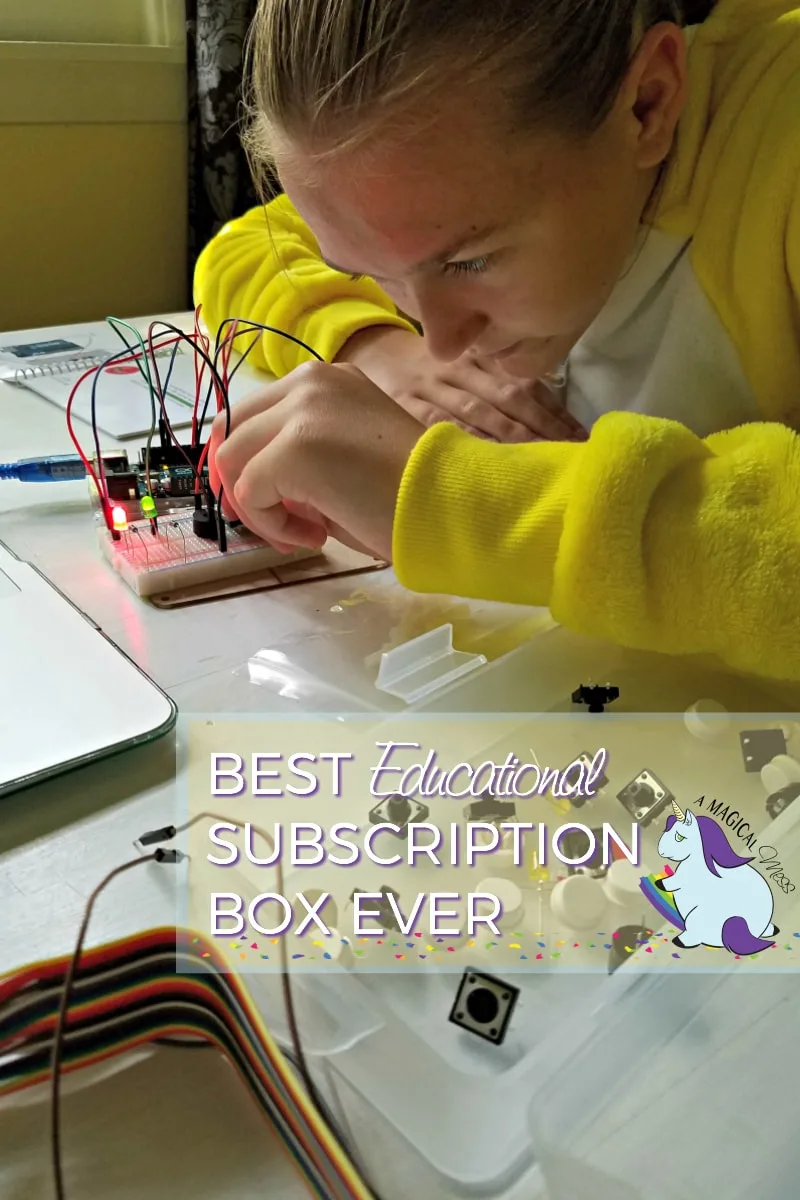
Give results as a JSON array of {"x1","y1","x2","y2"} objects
[{"x1": 0, "y1": 542, "x2": 177, "y2": 797}]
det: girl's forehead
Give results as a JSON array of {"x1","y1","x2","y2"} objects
[{"x1": 278, "y1": 111, "x2": 545, "y2": 268}]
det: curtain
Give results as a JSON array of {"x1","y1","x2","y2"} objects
[{"x1": 186, "y1": 0, "x2": 262, "y2": 296}]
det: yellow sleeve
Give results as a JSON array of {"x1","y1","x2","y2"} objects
[
  {"x1": 193, "y1": 194, "x2": 416, "y2": 376},
  {"x1": 393, "y1": 413, "x2": 800, "y2": 683}
]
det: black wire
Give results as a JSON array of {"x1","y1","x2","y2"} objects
[
  {"x1": 14, "y1": 995, "x2": 368, "y2": 1199},
  {"x1": 147, "y1": 339, "x2": 181, "y2": 481},
  {"x1": 203, "y1": 320, "x2": 323, "y2": 549},
  {"x1": 6, "y1": 930, "x2": 380, "y2": 1199},
  {"x1": 194, "y1": 325, "x2": 258, "y2": 444},
  {"x1": 143, "y1": 326, "x2": 213, "y2": 485},
  {"x1": 50, "y1": 855, "x2": 158, "y2": 1200},
  {"x1": 86, "y1": 337, "x2": 176, "y2": 524},
  {"x1": 147, "y1": 321, "x2": 232, "y2": 551},
  {"x1": 195, "y1": 319, "x2": 323, "y2": 443},
  {"x1": 44, "y1": 998, "x2": 338, "y2": 1198},
  {"x1": 105, "y1": 321, "x2": 160, "y2": 498},
  {"x1": 216, "y1": 317, "x2": 323, "y2": 370},
  {"x1": 145, "y1": 325, "x2": 203, "y2": 482}
]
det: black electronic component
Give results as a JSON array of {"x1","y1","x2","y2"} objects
[
  {"x1": 448, "y1": 969, "x2": 520, "y2": 1045},
  {"x1": 616, "y1": 769, "x2": 674, "y2": 826},
  {"x1": 154, "y1": 848, "x2": 187, "y2": 863},
  {"x1": 607, "y1": 925, "x2": 654, "y2": 974},
  {"x1": 192, "y1": 505, "x2": 219, "y2": 540},
  {"x1": 104, "y1": 472, "x2": 142, "y2": 503},
  {"x1": 463, "y1": 792, "x2": 517, "y2": 823},
  {"x1": 766, "y1": 782, "x2": 800, "y2": 820},
  {"x1": 574, "y1": 749, "x2": 609, "y2": 792},
  {"x1": 138, "y1": 824, "x2": 178, "y2": 846},
  {"x1": 741, "y1": 728, "x2": 787, "y2": 773},
  {"x1": 572, "y1": 684, "x2": 619, "y2": 713},
  {"x1": 349, "y1": 886, "x2": 403, "y2": 932},
  {"x1": 142, "y1": 443, "x2": 205, "y2": 471},
  {"x1": 561, "y1": 750, "x2": 609, "y2": 809},
  {"x1": 560, "y1": 827, "x2": 608, "y2": 879},
  {"x1": 368, "y1": 793, "x2": 430, "y2": 839}
]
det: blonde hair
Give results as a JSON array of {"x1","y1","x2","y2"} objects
[{"x1": 244, "y1": 1, "x2": 715, "y2": 183}]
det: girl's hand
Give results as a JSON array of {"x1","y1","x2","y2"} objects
[
  {"x1": 208, "y1": 361, "x2": 423, "y2": 560},
  {"x1": 337, "y1": 326, "x2": 585, "y2": 443}
]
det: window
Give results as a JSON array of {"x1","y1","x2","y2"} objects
[{"x1": 0, "y1": 0, "x2": 183, "y2": 47}]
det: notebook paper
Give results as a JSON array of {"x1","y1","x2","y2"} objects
[{"x1": 0, "y1": 320, "x2": 268, "y2": 439}]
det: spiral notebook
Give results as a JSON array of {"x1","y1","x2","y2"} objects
[{"x1": 0, "y1": 319, "x2": 265, "y2": 439}]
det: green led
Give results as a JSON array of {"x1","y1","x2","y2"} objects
[{"x1": 140, "y1": 494, "x2": 157, "y2": 518}]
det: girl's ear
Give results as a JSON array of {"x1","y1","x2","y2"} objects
[
  {"x1": 684, "y1": 810, "x2": 694, "y2": 825},
  {"x1": 623, "y1": 22, "x2": 688, "y2": 171}
]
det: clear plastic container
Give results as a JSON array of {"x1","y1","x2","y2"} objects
[
  {"x1": 246, "y1": 956, "x2": 606, "y2": 1197},
  {"x1": 193, "y1": 611, "x2": 800, "y2": 1197}
]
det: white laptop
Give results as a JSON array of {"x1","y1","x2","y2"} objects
[{"x1": 0, "y1": 541, "x2": 176, "y2": 796}]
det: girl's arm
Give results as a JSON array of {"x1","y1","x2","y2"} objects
[
  {"x1": 193, "y1": 194, "x2": 415, "y2": 374},
  {"x1": 193, "y1": 197, "x2": 583, "y2": 442},
  {"x1": 393, "y1": 413, "x2": 800, "y2": 683}
]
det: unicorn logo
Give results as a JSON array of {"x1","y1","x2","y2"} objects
[{"x1": 648, "y1": 800, "x2": 777, "y2": 955}]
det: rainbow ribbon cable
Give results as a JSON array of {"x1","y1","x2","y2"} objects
[
  {"x1": 0, "y1": 928, "x2": 375, "y2": 1200},
  {"x1": 639, "y1": 869, "x2": 685, "y2": 931}
]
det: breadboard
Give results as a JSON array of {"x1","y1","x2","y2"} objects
[
  {"x1": 98, "y1": 513, "x2": 386, "y2": 605},
  {"x1": 98, "y1": 514, "x2": 320, "y2": 598}
]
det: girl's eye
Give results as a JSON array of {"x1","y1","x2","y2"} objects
[
  {"x1": 675, "y1": 833, "x2": 685, "y2": 842},
  {"x1": 442, "y1": 256, "x2": 491, "y2": 278}
]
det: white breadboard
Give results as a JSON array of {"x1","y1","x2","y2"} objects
[{"x1": 98, "y1": 513, "x2": 318, "y2": 598}]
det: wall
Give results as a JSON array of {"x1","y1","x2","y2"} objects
[{"x1": 0, "y1": 41, "x2": 187, "y2": 332}]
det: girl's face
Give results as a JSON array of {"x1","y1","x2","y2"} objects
[{"x1": 277, "y1": 32, "x2": 685, "y2": 379}]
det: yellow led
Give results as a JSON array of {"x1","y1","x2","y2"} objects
[
  {"x1": 111, "y1": 505, "x2": 129, "y2": 532},
  {"x1": 530, "y1": 852, "x2": 550, "y2": 884}
]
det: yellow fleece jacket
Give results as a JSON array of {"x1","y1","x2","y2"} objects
[{"x1": 195, "y1": 0, "x2": 800, "y2": 683}]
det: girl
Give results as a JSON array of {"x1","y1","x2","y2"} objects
[{"x1": 196, "y1": 0, "x2": 800, "y2": 685}]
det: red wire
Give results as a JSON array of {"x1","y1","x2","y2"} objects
[
  {"x1": 221, "y1": 319, "x2": 238, "y2": 401},
  {"x1": 192, "y1": 304, "x2": 206, "y2": 446},
  {"x1": 67, "y1": 335, "x2": 190, "y2": 527}
]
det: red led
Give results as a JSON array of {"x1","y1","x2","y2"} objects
[{"x1": 111, "y1": 505, "x2": 129, "y2": 532}]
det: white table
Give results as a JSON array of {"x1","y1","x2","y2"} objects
[
  {"x1": 3, "y1": 314, "x2": 800, "y2": 1200},
  {"x1": 0, "y1": 314, "x2": 556, "y2": 1200}
]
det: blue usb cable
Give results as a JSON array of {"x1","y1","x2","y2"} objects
[{"x1": 0, "y1": 455, "x2": 87, "y2": 482}]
